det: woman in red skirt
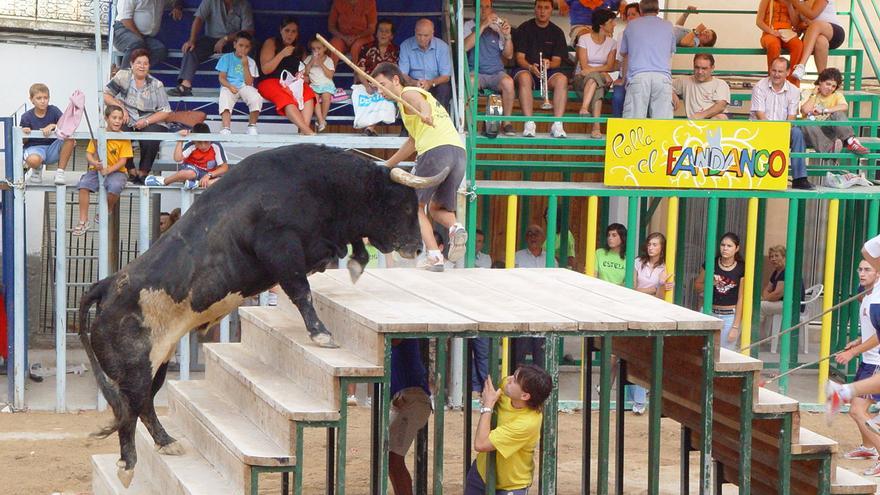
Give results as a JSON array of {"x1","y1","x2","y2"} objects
[{"x1": 258, "y1": 17, "x2": 318, "y2": 135}]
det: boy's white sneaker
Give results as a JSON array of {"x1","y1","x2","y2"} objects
[
  {"x1": 550, "y1": 122, "x2": 567, "y2": 138},
  {"x1": 522, "y1": 121, "x2": 536, "y2": 137},
  {"x1": 54, "y1": 169, "x2": 65, "y2": 185},
  {"x1": 792, "y1": 64, "x2": 806, "y2": 80},
  {"x1": 219, "y1": 127, "x2": 232, "y2": 135},
  {"x1": 28, "y1": 166, "x2": 43, "y2": 184},
  {"x1": 247, "y1": 125, "x2": 258, "y2": 136}
]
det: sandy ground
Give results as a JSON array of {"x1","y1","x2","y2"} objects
[{"x1": 0, "y1": 405, "x2": 878, "y2": 495}]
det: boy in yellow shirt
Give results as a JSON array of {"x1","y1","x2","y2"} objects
[
  {"x1": 73, "y1": 105, "x2": 133, "y2": 236},
  {"x1": 467, "y1": 364, "x2": 553, "y2": 494},
  {"x1": 799, "y1": 67, "x2": 868, "y2": 155}
]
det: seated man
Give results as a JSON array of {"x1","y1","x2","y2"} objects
[
  {"x1": 750, "y1": 57, "x2": 813, "y2": 190},
  {"x1": 674, "y1": 5, "x2": 717, "y2": 47},
  {"x1": 328, "y1": 0, "x2": 377, "y2": 63},
  {"x1": 672, "y1": 53, "x2": 730, "y2": 119},
  {"x1": 512, "y1": 0, "x2": 569, "y2": 138},
  {"x1": 464, "y1": 0, "x2": 516, "y2": 136},
  {"x1": 399, "y1": 19, "x2": 453, "y2": 113},
  {"x1": 464, "y1": 366, "x2": 553, "y2": 495},
  {"x1": 168, "y1": 0, "x2": 255, "y2": 96},
  {"x1": 112, "y1": 0, "x2": 184, "y2": 68}
]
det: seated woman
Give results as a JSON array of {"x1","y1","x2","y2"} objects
[
  {"x1": 799, "y1": 68, "x2": 868, "y2": 154},
  {"x1": 572, "y1": 8, "x2": 618, "y2": 138},
  {"x1": 759, "y1": 245, "x2": 786, "y2": 347},
  {"x1": 674, "y1": 5, "x2": 717, "y2": 47},
  {"x1": 756, "y1": 0, "x2": 804, "y2": 85},
  {"x1": 785, "y1": 0, "x2": 845, "y2": 80},
  {"x1": 257, "y1": 17, "x2": 317, "y2": 136},
  {"x1": 329, "y1": 0, "x2": 377, "y2": 63}
]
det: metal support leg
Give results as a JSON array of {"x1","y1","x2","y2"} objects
[
  {"x1": 433, "y1": 337, "x2": 448, "y2": 494},
  {"x1": 582, "y1": 337, "x2": 593, "y2": 494},
  {"x1": 647, "y1": 336, "x2": 664, "y2": 494},
  {"x1": 681, "y1": 426, "x2": 692, "y2": 495},
  {"x1": 598, "y1": 336, "x2": 613, "y2": 495},
  {"x1": 327, "y1": 428, "x2": 336, "y2": 495},
  {"x1": 616, "y1": 359, "x2": 626, "y2": 495}
]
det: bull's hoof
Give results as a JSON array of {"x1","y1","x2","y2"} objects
[
  {"x1": 157, "y1": 440, "x2": 185, "y2": 456},
  {"x1": 347, "y1": 259, "x2": 364, "y2": 284},
  {"x1": 310, "y1": 332, "x2": 339, "y2": 348},
  {"x1": 116, "y1": 460, "x2": 134, "y2": 488}
]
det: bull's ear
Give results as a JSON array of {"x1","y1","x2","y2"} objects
[{"x1": 389, "y1": 167, "x2": 450, "y2": 189}]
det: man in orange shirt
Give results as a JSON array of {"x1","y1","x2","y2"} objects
[{"x1": 329, "y1": 0, "x2": 377, "y2": 62}]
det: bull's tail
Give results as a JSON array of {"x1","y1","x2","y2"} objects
[{"x1": 79, "y1": 277, "x2": 128, "y2": 438}]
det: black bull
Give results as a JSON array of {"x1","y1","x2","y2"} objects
[{"x1": 77, "y1": 144, "x2": 449, "y2": 486}]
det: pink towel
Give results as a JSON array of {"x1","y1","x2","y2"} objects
[{"x1": 54, "y1": 90, "x2": 85, "y2": 139}]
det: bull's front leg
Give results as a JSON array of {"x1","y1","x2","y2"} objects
[
  {"x1": 347, "y1": 238, "x2": 369, "y2": 283},
  {"x1": 280, "y1": 274, "x2": 338, "y2": 348}
]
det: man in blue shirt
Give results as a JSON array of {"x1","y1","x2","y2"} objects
[
  {"x1": 619, "y1": 0, "x2": 676, "y2": 119},
  {"x1": 399, "y1": 18, "x2": 453, "y2": 113},
  {"x1": 464, "y1": 0, "x2": 516, "y2": 136},
  {"x1": 388, "y1": 339, "x2": 432, "y2": 495}
]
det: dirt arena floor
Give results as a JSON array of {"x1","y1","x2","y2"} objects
[{"x1": 0, "y1": 406, "x2": 877, "y2": 494}]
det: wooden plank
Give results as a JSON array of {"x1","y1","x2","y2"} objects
[
  {"x1": 544, "y1": 268, "x2": 723, "y2": 330},
  {"x1": 792, "y1": 427, "x2": 837, "y2": 455},
  {"x1": 369, "y1": 269, "x2": 578, "y2": 332},
  {"x1": 445, "y1": 269, "x2": 628, "y2": 331},
  {"x1": 716, "y1": 347, "x2": 763, "y2": 373},
  {"x1": 755, "y1": 386, "x2": 799, "y2": 414},
  {"x1": 832, "y1": 467, "x2": 879, "y2": 494}
]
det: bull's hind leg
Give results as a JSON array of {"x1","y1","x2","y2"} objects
[{"x1": 140, "y1": 361, "x2": 184, "y2": 455}]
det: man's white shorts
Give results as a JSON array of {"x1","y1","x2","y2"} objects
[{"x1": 389, "y1": 387, "x2": 432, "y2": 456}]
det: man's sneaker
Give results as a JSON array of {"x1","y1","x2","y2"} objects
[
  {"x1": 792, "y1": 64, "x2": 806, "y2": 80},
  {"x1": 419, "y1": 254, "x2": 446, "y2": 272},
  {"x1": 867, "y1": 415, "x2": 880, "y2": 435},
  {"x1": 791, "y1": 177, "x2": 815, "y2": 190},
  {"x1": 447, "y1": 224, "x2": 468, "y2": 263},
  {"x1": 219, "y1": 127, "x2": 232, "y2": 135},
  {"x1": 247, "y1": 125, "x2": 258, "y2": 136},
  {"x1": 845, "y1": 445, "x2": 880, "y2": 460},
  {"x1": 502, "y1": 123, "x2": 516, "y2": 136},
  {"x1": 266, "y1": 292, "x2": 278, "y2": 306},
  {"x1": 183, "y1": 179, "x2": 198, "y2": 190},
  {"x1": 523, "y1": 121, "x2": 536, "y2": 137},
  {"x1": 864, "y1": 462, "x2": 880, "y2": 477},
  {"x1": 550, "y1": 122, "x2": 567, "y2": 138},
  {"x1": 28, "y1": 167, "x2": 43, "y2": 184},
  {"x1": 632, "y1": 402, "x2": 646, "y2": 415},
  {"x1": 346, "y1": 394, "x2": 358, "y2": 406},
  {"x1": 831, "y1": 138, "x2": 844, "y2": 154},
  {"x1": 825, "y1": 380, "x2": 844, "y2": 423},
  {"x1": 167, "y1": 84, "x2": 193, "y2": 97},
  {"x1": 144, "y1": 175, "x2": 165, "y2": 187},
  {"x1": 847, "y1": 137, "x2": 870, "y2": 154},
  {"x1": 54, "y1": 169, "x2": 65, "y2": 185}
]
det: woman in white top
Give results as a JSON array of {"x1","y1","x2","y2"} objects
[
  {"x1": 784, "y1": 0, "x2": 845, "y2": 80},
  {"x1": 573, "y1": 8, "x2": 618, "y2": 138}
]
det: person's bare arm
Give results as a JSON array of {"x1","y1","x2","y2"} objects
[
  {"x1": 474, "y1": 376, "x2": 502, "y2": 452},
  {"x1": 260, "y1": 39, "x2": 294, "y2": 75},
  {"x1": 837, "y1": 335, "x2": 879, "y2": 364},
  {"x1": 121, "y1": 18, "x2": 143, "y2": 37},
  {"x1": 385, "y1": 138, "x2": 416, "y2": 168},
  {"x1": 219, "y1": 71, "x2": 236, "y2": 92},
  {"x1": 182, "y1": 17, "x2": 204, "y2": 52},
  {"x1": 694, "y1": 268, "x2": 706, "y2": 293},
  {"x1": 755, "y1": 0, "x2": 780, "y2": 35},
  {"x1": 786, "y1": 0, "x2": 826, "y2": 20},
  {"x1": 693, "y1": 100, "x2": 728, "y2": 119}
]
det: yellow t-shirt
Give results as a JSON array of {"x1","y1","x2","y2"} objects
[
  {"x1": 800, "y1": 90, "x2": 846, "y2": 121},
  {"x1": 476, "y1": 378, "x2": 543, "y2": 490},
  {"x1": 397, "y1": 87, "x2": 464, "y2": 155},
  {"x1": 87, "y1": 138, "x2": 133, "y2": 174}
]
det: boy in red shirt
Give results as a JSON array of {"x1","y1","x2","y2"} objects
[{"x1": 144, "y1": 123, "x2": 229, "y2": 189}]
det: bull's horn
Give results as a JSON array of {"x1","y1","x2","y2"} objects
[{"x1": 390, "y1": 167, "x2": 450, "y2": 189}]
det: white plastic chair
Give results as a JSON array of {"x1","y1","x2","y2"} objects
[{"x1": 770, "y1": 284, "x2": 823, "y2": 354}]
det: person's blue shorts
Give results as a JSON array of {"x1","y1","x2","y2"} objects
[
  {"x1": 77, "y1": 170, "x2": 127, "y2": 195},
  {"x1": 180, "y1": 163, "x2": 214, "y2": 180},
  {"x1": 855, "y1": 362, "x2": 880, "y2": 401},
  {"x1": 24, "y1": 138, "x2": 64, "y2": 165}
]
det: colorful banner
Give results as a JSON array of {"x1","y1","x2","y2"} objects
[{"x1": 603, "y1": 119, "x2": 791, "y2": 190}]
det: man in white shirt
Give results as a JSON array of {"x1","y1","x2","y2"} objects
[
  {"x1": 474, "y1": 229, "x2": 493, "y2": 268},
  {"x1": 514, "y1": 224, "x2": 558, "y2": 268},
  {"x1": 672, "y1": 53, "x2": 729, "y2": 120},
  {"x1": 113, "y1": 0, "x2": 184, "y2": 68}
]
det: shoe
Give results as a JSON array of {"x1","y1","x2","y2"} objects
[
  {"x1": 363, "y1": 127, "x2": 378, "y2": 137},
  {"x1": 502, "y1": 123, "x2": 515, "y2": 136},
  {"x1": 28, "y1": 167, "x2": 43, "y2": 184},
  {"x1": 632, "y1": 402, "x2": 646, "y2": 415},
  {"x1": 183, "y1": 179, "x2": 198, "y2": 190},
  {"x1": 791, "y1": 177, "x2": 815, "y2": 190},
  {"x1": 550, "y1": 122, "x2": 567, "y2": 138},
  {"x1": 418, "y1": 254, "x2": 445, "y2": 272},
  {"x1": 346, "y1": 394, "x2": 358, "y2": 406},
  {"x1": 792, "y1": 64, "x2": 806, "y2": 80},
  {"x1": 143, "y1": 175, "x2": 165, "y2": 187},
  {"x1": 522, "y1": 121, "x2": 536, "y2": 137},
  {"x1": 864, "y1": 462, "x2": 880, "y2": 477},
  {"x1": 825, "y1": 380, "x2": 844, "y2": 423},
  {"x1": 167, "y1": 84, "x2": 193, "y2": 97},
  {"x1": 845, "y1": 445, "x2": 879, "y2": 460},
  {"x1": 54, "y1": 169, "x2": 65, "y2": 185},
  {"x1": 831, "y1": 138, "x2": 844, "y2": 154},
  {"x1": 317, "y1": 121, "x2": 327, "y2": 133},
  {"x1": 247, "y1": 125, "x2": 258, "y2": 136},
  {"x1": 446, "y1": 224, "x2": 468, "y2": 263},
  {"x1": 219, "y1": 127, "x2": 232, "y2": 135},
  {"x1": 72, "y1": 220, "x2": 90, "y2": 236},
  {"x1": 94, "y1": 213, "x2": 99, "y2": 225},
  {"x1": 266, "y1": 292, "x2": 278, "y2": 306},
  {"x1": 847, "y1": 137, "x2": 870, "y2": 154},
  {"x1": 867, "y1": 415, "x2": 880, "y2": 435}
]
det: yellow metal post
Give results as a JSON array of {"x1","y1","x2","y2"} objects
[
  {"x1": 818, "y1": 199, "x2": 840, "y2": 403},
  {"x1": 584, "y1": 196, "x2": 599, "y2": 277},
  {"x1": 664, "y1": 197, "x2": 679, "y2": 304},
  {"x1": 740, "y1": 197, "x2": 759, "y2": 353},
  {"x1": 503, "y1": 195, "x2": 518, "y2": 376}
]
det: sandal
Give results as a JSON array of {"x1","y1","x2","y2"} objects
[
  {"x1": 590, "y1": 130, "x2": 603, "y2": 139},
  {"x1": 72, "y1": 220, "x2": 91, "y2": 236}
]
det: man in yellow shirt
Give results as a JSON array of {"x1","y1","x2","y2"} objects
[{"x1": 466, "y1": 365, "x2": 553, "y2": 494}]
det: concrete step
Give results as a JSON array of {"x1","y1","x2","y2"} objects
[
  {"x1": 832, "y1": 466, "x2": 879, "y2": 494},
  {"x1": 239, "y1": 306, "x2": 383, "y2": 406},
  {"x1": 91, "y1": 454, "x2": 156, "y2": 495},
  {"x1": 203, "y1": 343, "x2": 339, "y2": 452},
  {"x1": 167, "y1": 380, "x2": 295, "y2": 493},
  {"x1": 134, "y1": 417, "x2": 239, "y2": 495}
]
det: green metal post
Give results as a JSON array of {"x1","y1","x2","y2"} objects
[
  {"x1": 647, "y1": 336, "x2": 664, "y2": 494},
  {"x1": 546, "y1": 196, "x2": 558, "y2": 268},
  {"x1": 519, "y1": 173, "x2": 531, "y2": 248},
  {"x1": 717, "y1": 197, "x2": 727, "y2": 235},
  {"x1": 541, "y1": 334, "x2": 560, "y2": 493},
  {"x1": 433, "y1": 337, "x2": 448, "y2": 495},
  {"x1": 379, "y1": 339, "x2": 392, "y2": 495},
  {"x1": 738, "y1": 372, "x2": 754, "y2": 494},
  {"x1": 700, "y1": 332, "x2": 715, "y2": 494},
  {"x1": 560, "y1": 173, "x2": 571, "y2": 267},
  {"x1": 674, "y1": 198, "x2": 688, "y2": 306},
  {"x1": 750, "y1": 198, "x2": 767, "y2": 359},
  {"x1": 777, "y1": 414, "x2": 793, "y2": 495},
  {"x1": 597, "y1": 335, "x2": 613, "y2": 495},
  {"x1": 625, "y1": 196, "x2": 639, "y2": 288},
  {"x1": 336, "y1": 379, "x2": 350, "y2": 495},
  {"x1": 789, "y1": 198, "x2": 806, "y2": 367},
  {"x1": 779, "y1": 198, "x2": 800, "y2": 394},
  {"x1": 467, "y1": 190, "x2": 479, "y2": 268},
  {"x1": 295, "y1": 424, "x2": 305, "y2": 495},
  {"x1": 702, "y1": 198, "x2": 720, "y2": 315},
  {"x1": 869, "y1": 199, "x2": 880, "y2": 238},
  {"x1": 831, "y1": 203, "x2": 846, "y2": 354}
]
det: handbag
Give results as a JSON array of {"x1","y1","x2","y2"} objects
[
  {"x1": 279, "y1": 65, "x2": 307, "y2": 111},
  {"x1": 350, "y1": 84, "x2": 397, "y2": 129}
]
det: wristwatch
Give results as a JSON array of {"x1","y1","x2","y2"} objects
[
  {"x1": 207, "y1": 172, "x2": 214, "y2": 179},
  {"x1": 480, "y1": 406, "x2": 493, "y2": 414}
]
